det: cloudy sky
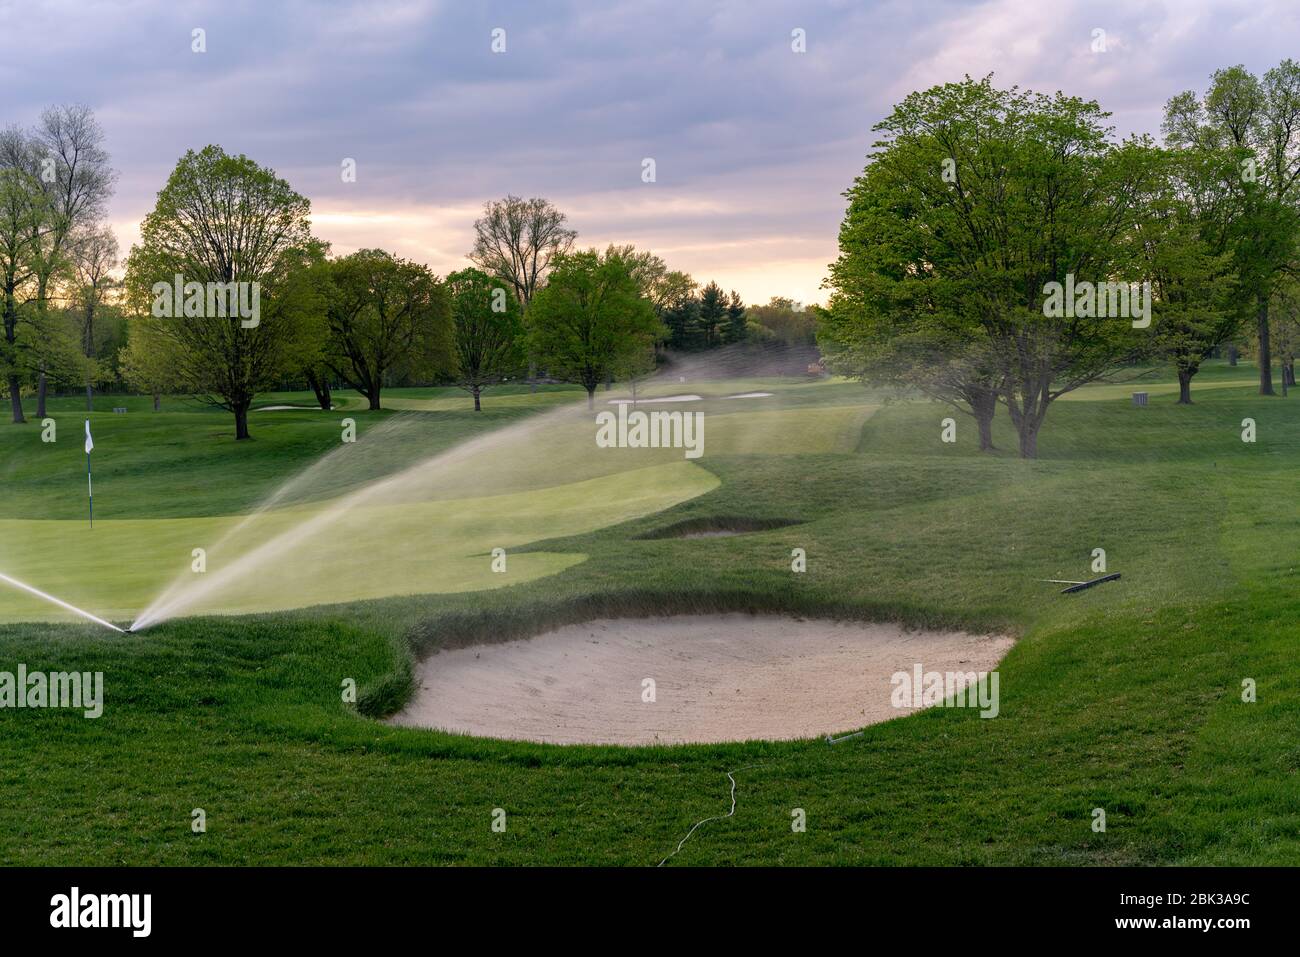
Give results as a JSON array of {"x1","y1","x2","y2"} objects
[{"x1": 2, "y1": 0, "x2": 1296, "y2": 305}]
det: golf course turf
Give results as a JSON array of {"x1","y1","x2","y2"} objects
[{"x1": 0, "y1": 363, "x2": 1297, "y2": 865}]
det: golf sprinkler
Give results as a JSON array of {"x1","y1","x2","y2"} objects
[
  {"x1": 826, "y1": 729, "x2": 865, "y2": 745},
  {"x1": 1038, "y1": 572, "x2": 1122, "y2": 595}
]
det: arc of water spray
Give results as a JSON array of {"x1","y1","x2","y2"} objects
[
  {"x1": 129, "y1": 402, "x2": 588, "y2": 631},
  {"x1": 0, "y1": 571, "x2": 126, "y2": 633}
]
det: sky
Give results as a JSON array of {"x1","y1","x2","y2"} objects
[{"x1": 2, "y1": 0, "x2": 1297, "y2": 306}]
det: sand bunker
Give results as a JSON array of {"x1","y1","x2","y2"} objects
[
  {"x1": 391, "y1": 614, "x2": 1013, "y2": 745},
  {"x1": 608, "y1": 394, "x2": 702, "y2": 404}
]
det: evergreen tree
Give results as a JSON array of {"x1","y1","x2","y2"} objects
[
  {"x1": 724, "y1": 290, "x2": 747, "y2": 343},
  {"x1": 663, "y1": 294, "x2": 701, "y2": 350},
  {"x1": 698, "y1": 281, "x2": 726, "y2": 347}
]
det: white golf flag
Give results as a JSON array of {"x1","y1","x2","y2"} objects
[{"x1": 84, "y1": 419, "x2": 94, "y2": 454}]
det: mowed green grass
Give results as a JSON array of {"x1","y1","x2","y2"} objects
[
  {"x1": 0, "y1": 362, "x2": 1297, "y2": 865},
  {"x1": 0, "y1": 378, "x2": 872, "y2": 621}
]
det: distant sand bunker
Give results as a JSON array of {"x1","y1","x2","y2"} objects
[{"x1": 391, "y1": 614, "x2": 1014, "y2": 745}]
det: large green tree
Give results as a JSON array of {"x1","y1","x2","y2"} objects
[
  {"x1": 320, "y1": 249, "x2": 451, "y2": 410},
  {"x1": 445, "y1": 266, "x2": 524, "y2": 410},
  {"x1": 1164, "y1": 60, "x2": 1300, "y2": 396},
  {"x1": 823, "y1": 76, "x2": 1158, "y2": 458},
  {"x1": 527, "y1": 248, "x2": 661, "y2": 408},
  {"x1": 124, "y1": 145, "x2": 318, "y2": 439},
  {"x1": 1133, "y1": 147, "x2": 1241, "y2": 403}
]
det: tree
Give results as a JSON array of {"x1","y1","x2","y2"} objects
[
  {"x1": 124, "y1": 145, "x2": 318, "y2": 439},
  {"x1": 120, "y1": 317, "x2": 180, "y2": 411},
  {"x1": 25, "y1": 106, "x2": 115, "y2": 416},
  {"x1": 1164, "y1": 61, "x2": 1300, "y2": 396},
  {"x1": 445, "y1": 267, "x2": 524, "y2": 410},
  {"x1": 469, "y1": 196, "x2": 576, "y2": 391},
  {"x1": 1134, "y1": 148, "x2": 1241, "y2": 403},
  {"x1": 67, "y1": 224, "x2": 118, "y2": 410},
  {"x1": 527, "y1": 248, "x2": 662, "y2": 408},
  {"x1": 661, "y1": 291, "x2": 702, "y2": 351},
  {"x1": 724, "y1": 291, "x2": 747, "y2": 343},
  {"x1": 617, "y1": 330, "x2": 659, "y2": 405},
  {"x1": 0, "y1": 127, "x2": 46, "y2": 424},
  {"x1": 824, "y1": 76, "x2": 1157, "y2": 458},
  {"x1": 319, "y1": 249, "x2": 451, "y2": 410},
  {"x1": 820, "y1": 305, "x2": 1005, "y2": 451},
  {"x1": 748, "y1": 297, "x2": 817, "y2": 344},
  {"x1": 276, "y1": 243, "x2": 333, "y2": 410},
  {"x1": 651, "y1": 270, "x2": 696, "y2": 315},
  {"x1": 469, "y1": 196, "x2": 577, "y2": 306},
  {"x1": 698, "y1": 281, "x2": 727, "y2": 347}
]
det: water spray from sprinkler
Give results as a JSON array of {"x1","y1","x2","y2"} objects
[{"x1": 0, "y1": 571, "x2": 126, "y2": 633}]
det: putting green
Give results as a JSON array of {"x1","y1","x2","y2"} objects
[{"x1": 0, "y1": 460, "x2": 717, "y2": 624}]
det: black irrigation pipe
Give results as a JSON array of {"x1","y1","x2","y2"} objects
[{"x1": 1058, "y1": 573, "x2": 1122, "y2": 594}]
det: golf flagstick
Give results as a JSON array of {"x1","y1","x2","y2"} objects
[{"x1": 85, "y1": 419, "x2": 94, "y2": 528}]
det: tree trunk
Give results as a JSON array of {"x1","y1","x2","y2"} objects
[
  {"x1": 85, "y1": 301, "x2": 95, "y2": 412},
  {"x1": 36, "y1": 370, "x2": 47, "y2": 418},
  {"x1": 7, "y1": 374, "x2": 24, "y2": 424},
  {"x1": 976, "y1": 410, "x2": 994, "y2": 451},
  {"x1": 368, "y1": 390, "x2": 381, "y2": 411},
  {"x1": 234, "y1": 404, "x2": 251, "y2": 440},
  {"x1": 305, "y1": 369, "x2": 331, "y2": 410},
  {"x1": 586, "y1": 387, "x2": 595, "y2": 410},
  {"x1": 1018, "y1": 422, "x2": 1039, "y2": 458},
  {"x1": 1257, "y1": 297, "x2": 1275, "y2": 395},
  {"x1": 1285, "y1": 359, "x2": 1296, "y2": 388},
  {"x1": 153, "y1": 393, "x2": 161, "y2": 412},
  {"x1": 1006, "y1": 376, "x2": 1048, "y2": 460},
  {"x1": 970, "y1": 386, "x2": 997, "y2": 451},
  {"x1": 1228, "y1": 344, "x2": 1238, "y2": 366},
  {"x1": 472, "y1": 386, "x2": 481, "y2": 411},
  {"x1": 1177, "y1": 368, "x2": 1194, "y2": 404}
]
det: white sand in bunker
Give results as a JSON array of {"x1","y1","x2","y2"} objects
[{"x1": 390, "y1": 614, "x2": 1014, "y2": 745}]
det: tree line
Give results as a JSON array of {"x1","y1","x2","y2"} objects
[
  {"x1": 1, "y1": 115, "x2": 819, "y2": 439},
  {"x1": 818, "y1": 62, "x2": 1300, "y2": 458}
]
